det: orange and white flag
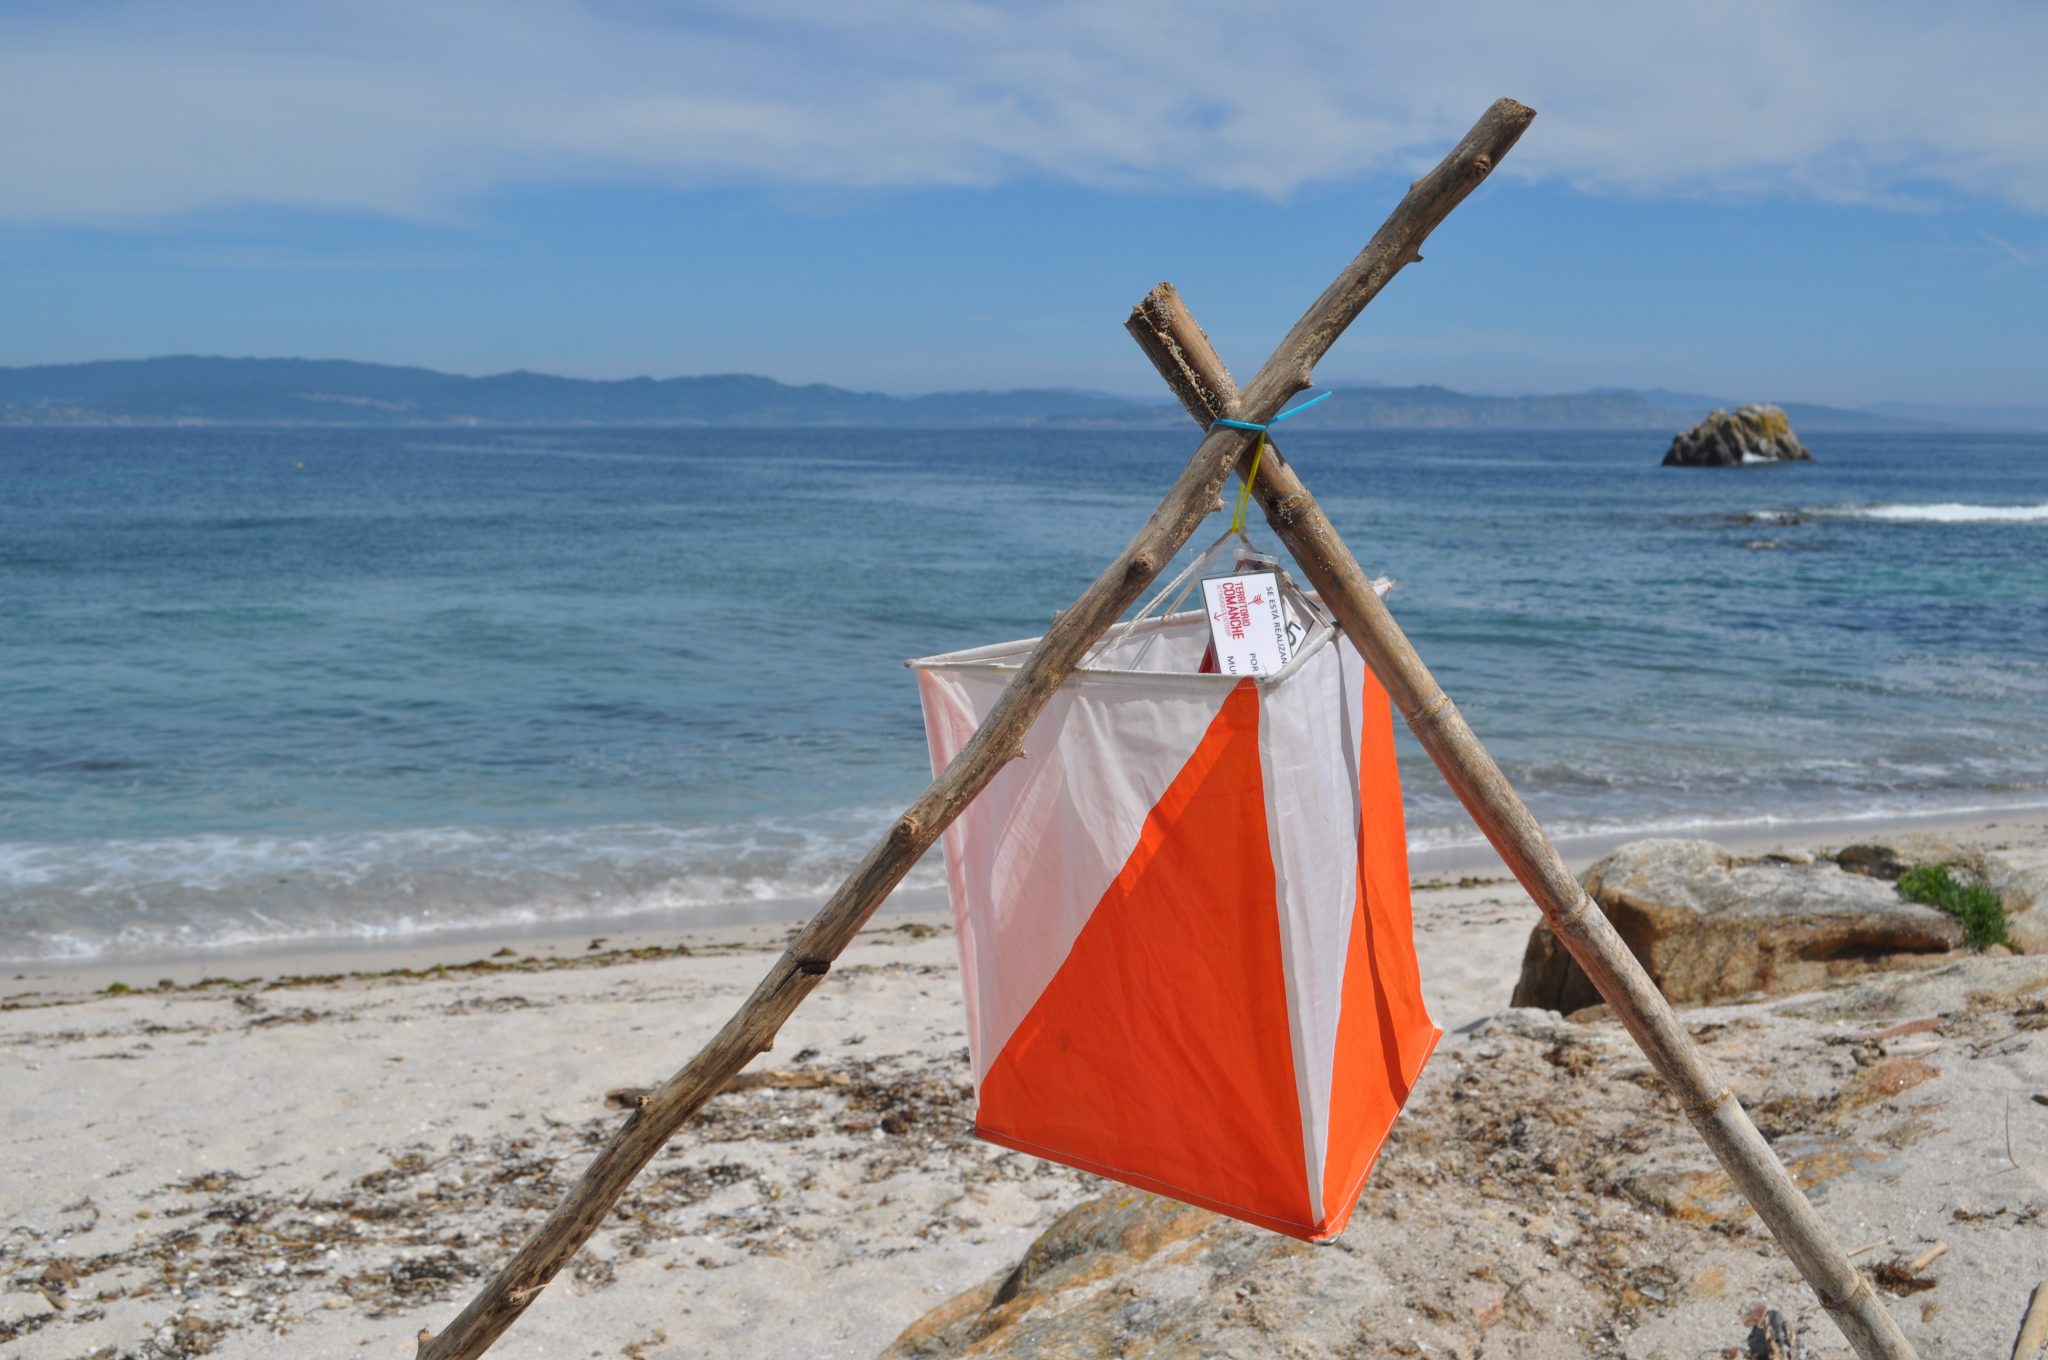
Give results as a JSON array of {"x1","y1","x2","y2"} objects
[{"x1": 911, "y1": 607, "x2": 1437, "y2": 1241}]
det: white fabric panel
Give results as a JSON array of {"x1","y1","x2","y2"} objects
[
  {"x1": 1256, "y1": 643, "x2": 1364, "y2": 1225},
  {"x1": 915, "y1": 669, "x2": 991, "y2": 1065},
  {"x1": 1334, "y1": 635, "x2": 1369, "y2": 794},
  {"x1": 915, "y1": 667, "x2": 1228, "y2": 1086}
]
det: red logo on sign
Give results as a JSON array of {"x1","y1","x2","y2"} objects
[{"x1": 1213, "y1": 581, "x2": 1252, "y2": 641}]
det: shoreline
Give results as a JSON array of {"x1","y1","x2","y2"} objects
[
  {"x1": 9, "y1": 804, "x2": 2043, "y2": 1008},
  {"x1": 0, "y1": 886, "x2": 954, "y2": 1006}
]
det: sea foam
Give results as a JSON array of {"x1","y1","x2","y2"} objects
[
  {"x1": 1825, "y1": 501, "x2": 2048, "y2": 523},
  {"x1": 0, "y1": 818, "x2": 945, "y2": 964}
]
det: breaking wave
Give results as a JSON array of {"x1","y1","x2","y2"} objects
[
  {"x1": 1820, "y1": 501, "x2": 2048, "y2": 524},
  {"x1": 0, "y1": 817, "x2": 945, "y2": 964}
]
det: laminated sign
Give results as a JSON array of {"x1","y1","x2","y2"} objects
[
  {"x1": 1202, "y1": 570, "x2": 1291, "y2": 676},
  {"x1": 910, "y1": 600, "x2": 1439, "y2": 1241}
]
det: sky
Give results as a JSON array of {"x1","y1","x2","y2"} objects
[{"x1": 2, "y1": 1, "x2": 2044, "y2": 406}]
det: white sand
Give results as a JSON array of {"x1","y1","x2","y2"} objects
[{"x1": 3, "y1": 811, "x2": 2045, "y2": 1358}]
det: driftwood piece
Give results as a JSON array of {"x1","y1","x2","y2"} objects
[
  {"x1": 2015, "y1": 1280, "x2": 2048, "y2": 1360},
  {"x1": 720, "y1": 1068, "x2": 852, "y2": 1094},
  {"x1": 605, "y1": 1069, "x2": 851, "y2": 1108},
  {"x1": 411, "y1": 97, "x2": 1536, "y2": 1360},
  {"x1": 1904, "y1": 1240, "x2": 1949, "y2": 1274},
  {"x1": 1125, "y1": 284, "x2": 1917, "y2": 1360}
]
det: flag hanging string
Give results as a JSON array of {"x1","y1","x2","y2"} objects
[{"x1": 1211, "y1": 391, "x2": 1332, "y2": 534}]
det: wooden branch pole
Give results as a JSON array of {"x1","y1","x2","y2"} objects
[
  {"x1": 1125, "y1": 284, "x2": 1918, "y2": 1360},
  {"x1": 412, "y1": 97, "x2": 1537, "y2": 1360}
]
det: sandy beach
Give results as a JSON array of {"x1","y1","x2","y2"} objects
[{"x1": 6, "y1": 810, "x2": 2048, "y2": 1358}]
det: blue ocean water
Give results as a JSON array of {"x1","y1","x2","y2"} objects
[{"x1": 3, "y1": 425, "x2": 2045, "y2": 962}]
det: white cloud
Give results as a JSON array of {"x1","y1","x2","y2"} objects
[{"x1": 2, "y1": 0, "x2": 2044, "y2": 224}]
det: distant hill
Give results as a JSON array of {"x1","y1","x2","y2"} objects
[
  {"x1": 1244, "y1": 384, "x2": 1670, "y2": 430},
  {"x1": 1614, "y1": 388, "x2": 1949, "y2": 433},
  {"x1": 1864, "y1": 400, "x2": 2048, "y2": 433},
  {"x1": 0, "y1": 356, "x2": 1988, "y2": 431},
  {"x1": 0, "y1": 357, "x2": 1146, "y2": 429}
]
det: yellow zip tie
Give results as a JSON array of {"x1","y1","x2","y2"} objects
[{"x1": 1229, "y1": 430, "x2": 1266, "y2": 534}]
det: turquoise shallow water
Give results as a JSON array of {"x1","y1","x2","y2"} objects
[{"x1": 3, "y1": 425, "x2": 2045, "y2": 961}]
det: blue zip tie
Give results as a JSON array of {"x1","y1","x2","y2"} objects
[{"x1": 1209, "y1": 389, "x2": 1332, "y2": 431}]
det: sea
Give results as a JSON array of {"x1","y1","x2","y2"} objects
[{"x1": 3, "y1": 425, "x2": 2045, "y2": 965}]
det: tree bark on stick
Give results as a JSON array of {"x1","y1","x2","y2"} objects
[
  {"x1": 412, "y1": 97, "x2": 1536, "y2": 1360},
  {"x1": 1125, "y1": 282, "x2": 1917, "y2": 1360}
]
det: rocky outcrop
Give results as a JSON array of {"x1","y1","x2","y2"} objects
[
  {"x1": 1777, "y1": 950, "x2": 2048, "y2": 1022},
  {"x1": 883, "y1": 963, "x2": 2048, "y2": 1359},
  {"x1": 1833, "y1": 829, "x2": 2048, "y2": 955},
  {"x1": 1663, "y1": 404, "x2": 1811, "y2": 466},
  {"x1": 880, "y1": 1195, "x2": 1219, "y2": 1359},
  {"x1": 1511, "y1": 839, "x2": 1963, "y2": 1012}
]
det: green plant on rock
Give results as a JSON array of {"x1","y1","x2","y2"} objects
[{"x1": 1897, "y1": 864, "x2": 2011, "y2": 949}]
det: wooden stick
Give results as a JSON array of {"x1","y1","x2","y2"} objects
[
  {"x1": 2014, "y1": 1280, "x2": 2048, "y2": 1360},
  {"x1": 411, "y1": 96, "x2": 1537, "y2": 1360},
  {"x1": 1125, "y1": 285, "x2": 1917, "y2": 1360},
  {"x1": 606, "y1": 1069, "x2": 851, "y2": 1108},
  {"x1": 1904, "y1": 1240, "x2": 1949, "y2": 1274}
]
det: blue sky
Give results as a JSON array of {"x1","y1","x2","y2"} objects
[{"x1": 3, "y1": 2, "x2": 2044, "y2": 406}]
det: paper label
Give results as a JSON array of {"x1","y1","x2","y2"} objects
[{"x1": 1201, "y1": 571, "x2": 1292, "y2": 677}]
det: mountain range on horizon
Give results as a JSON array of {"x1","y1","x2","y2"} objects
[{"x1": 3, "y1": 356, "x2": 2044, "y2": 433}]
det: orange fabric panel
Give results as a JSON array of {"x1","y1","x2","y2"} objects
[
  {"x1": 1317, "y1": 666, "x2": 1441, "y2": 1234},
  {"x1": 975, "y1": 679, "x2": 1314, "y2": 1234}
]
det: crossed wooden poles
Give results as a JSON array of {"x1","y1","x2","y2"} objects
[{"x1": 415, "y1": 98, "x2": 1917, "y2": 1360}]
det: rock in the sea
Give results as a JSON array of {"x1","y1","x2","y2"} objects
[
  {"x1": 1511, "y1": 839, "x2": 1962, "y2": 1012},
  {"x1": 1663, "y1": 404, "x2": 1811, "y2": 467}
]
